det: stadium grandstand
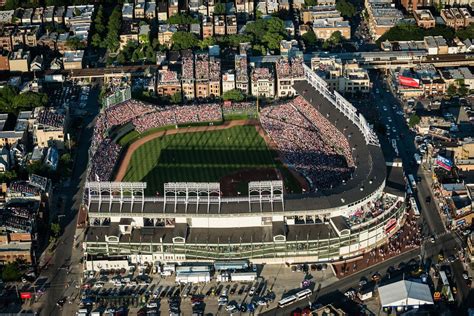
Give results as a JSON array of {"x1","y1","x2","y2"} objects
[{"x1": 82, "y1": 65, "x2": 406, "y2": 266}]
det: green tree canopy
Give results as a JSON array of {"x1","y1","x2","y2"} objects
[
  {"x1": 245, "y1": 17, "x2": 287, "y2": 53},
  {"x1": 66, "y1": 37, "x2": 86, "y2": 50},
  {"x1": 304, "y1": 0, "x2": 317, "y2": 6},
  {"x1": 377, "y1": 24, "x2": 455, "y2": 44},
  {"x1": 408, "y1": 114, "x2": 421, "y2": 128},
  {"x1": 458, "y1": 85, "x2": 469, "y2": 96},
  {"x1": 105, "y1": 6, "x2": 122, "y2": 52},
  {"x1": 170, "y1": 92, "x2": 182, "y2": 104},
  {"x1": 167, "y1": 12, "x2": 199, "y2": 25},
  {"x1": 199, "y1": 37, "x2": 216, "y2": 50},
  {"x1": 51, "y1": 222, "x2": 61, "y2": 237},
  {"x1": 1, "y1": 263, "x2": 21, "y2": 282},
  {"x1": 94, "y1": 5, "x2": 106, "y2": 36},
  {"x1": 214, "y1": 2, "x2": 226, "y2": 15},
  {"x1": 4, "y1": 0, "x2": 20, "y2": 10},
  {"x1": 222, "y1": 89, "x2": 245, "y2": 102},
  {"x1": 456, "y1": 24, "x2": 474, "y2": 41},
  {"x1": 447, "y1": 84, "x2": 457, "y2": 97},
  {"x1": 336, "y1": 0, "x2": 356, "y2": 17},
  {"x1": 0, "y1": 86, "x2": 47, "y2": 114},
  {"x1": 302, "y1": 29, "x2": 318, "y2": 49},
  {"x1": 171, "y1": 31, "x2": 199, "y2": 50}
]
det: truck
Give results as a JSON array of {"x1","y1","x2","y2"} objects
[
  {"x1": 230, "y1": 272, "x2": 257, "y2": 282},
  {"x1": 414, "y1": 153, "x2": 422, "y2": 165}
]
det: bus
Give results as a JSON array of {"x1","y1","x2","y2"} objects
[
  {"x1": 407, "y1": 174, "x2": 417, "y2": 190},
  {"x1": 409, "y1": 197, "x2": 420, "y2": 217},
  {"x1": 278, "y1": 295, "x2": 297, "y2": 307},
  {"x1": 278, "y1": 289, "x2": 313, "y2": 308},
  {"x1": 295, "y1": 288, "x2": 312, "y2": 299}
]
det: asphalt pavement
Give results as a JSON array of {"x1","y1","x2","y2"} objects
[{"x1": 35, "y1": 84, "x2": 100, "y2": 316}]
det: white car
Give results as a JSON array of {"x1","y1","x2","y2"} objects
[
  {"x1": 93, "y1": 282, "x2": 104, "y2": 288},
  {"x1": 147, "y1": 301, "x2": 158, "y2": 308},
  {"x1": 226, "y1": 304, "x2": 237, "y2": 312}
]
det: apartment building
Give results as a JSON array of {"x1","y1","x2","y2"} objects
[
  {"x1": 31, "y1": 7, "x2": 44, "y2": 24},
  {"x1": 181, "y1": 51, "x2": 195, "y2": 100},
  {"x1": 145, "y1": 1, "x2": 157, "y2": 19},
  {"x1": 251, "y1": 66, "x2": 275, "y2": 98},
  {"x1": 195, "y1": 52, "x2": 210, "y2": 99},
  {"x1": 157, "y1": 1, "x2": 168, "y2": 23},
  {"x1": 209, "y1": 56, "x2": 221, "y2": 97},
  {"x1": 168, "y1": 0, "x2": 179, "y2": 17},
  {"x1": 235, "y1": 54, "x2": 249, "y2": 94},
  {"x1": 9, "y1": 49, "x2": 30, "y2": 72},
  {"x1": 0, "y1": 50, "x2": 9, "y2": 71},
  {"x1": 157, "y1": 68, "x2": 181, "y2": 97},
  {"x1": 158, "y1": 24, "x2": 177, "y2": 48},
  {"x1": 222, "y1": 71, "x2": 236, "y2": 93},
  {"x1": 32, "y1": 107, "x2": 67, "y2": 149},
  {"x1": 413, "y1": 10, "x2": 435, "y2": 29},
  {"x1": 62, "y1": 50, "x2": 84, "y2": 70},
  {"x1": 122, "y1": 3, "x2": 134, "y2": 20},
  {"x1": 43, "y1": 6, "x2": 55, "y2": 23},
  {"x1": 312, "y1": 18, "x2": 350, "y2": 40},
  {"x1": 275, "y1": 55, "x2": 305, "y2": 97},
  {"x1": 119, "y1": 21, "x2": 139, "y2": 51},
  {"x1": 365, "y1": 0, "x2": 403, "y2": 39},
  {"x1": 134, "y1": 2, "x2": 146, "y2": 19},
  {"x1": 226, "y1": 15, "x2": 237, "y2": 34},
  {"x1": 214, "y1": 15, "x2": 226, "y2": 36},
  {"x1": 0, "y1": 27, "x2": 12, "y2": 52},
  {"x1": 311, "y1": 57, "x2": 370, "y2": 94},
  {"x1": 202, "y1": 16, "x2": 214, "y2": 39},
  {"x1": 441, "y1": 8, "x2": 474, "y2": 29},
  {"x1": 301, "y1": 5, "x2": 341, "y2": 24}
]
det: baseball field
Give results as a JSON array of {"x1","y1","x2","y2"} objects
[{"x1": 117, "y1": 122, "x2": 304, "y2": 195}]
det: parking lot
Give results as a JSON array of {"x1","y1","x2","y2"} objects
[{"x1": 78, "y1": 263, "x2": 337, "y2": 315}]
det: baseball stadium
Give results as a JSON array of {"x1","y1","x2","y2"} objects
[{"x1": 83, "y1": 65, "x2": 406, "y2": 266}]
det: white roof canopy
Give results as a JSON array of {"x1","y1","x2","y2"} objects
[{"x1": 378, "y1": 280, "x2": 434, "y2": 307}]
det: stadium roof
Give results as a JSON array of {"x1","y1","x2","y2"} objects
[{"x1": 378, "y1": 280, "x2": 434, "y2": 307}]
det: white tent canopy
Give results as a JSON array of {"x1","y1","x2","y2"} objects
[{"x1": 378, "y1": 280, "x2": 434, "y2": 307}]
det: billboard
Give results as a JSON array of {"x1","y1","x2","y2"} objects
[
  {"x1": 385, "y1": 218, "x2": 397, "y2": 234},
  {"x1": 20, "y1": 292, "x2": 31, "y2": 299},
  {"x1": 435, "y1": 155, "x2": 453, "y2": 171},
  {"x1": 398, "y1": 75, "x2": 420, "y2": 88}
]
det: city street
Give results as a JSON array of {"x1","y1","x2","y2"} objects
[{"x1": 31, "y1": 84, "x2": 100, "y2": 316}]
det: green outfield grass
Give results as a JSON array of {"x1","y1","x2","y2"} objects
[{"x1": 121, "y1": 125, "x2": 302, "y2": 195}]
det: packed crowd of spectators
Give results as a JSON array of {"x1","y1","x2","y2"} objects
[
  {"x1": 132, "y1": 103, "x2": 222, "y2": 133},
  {"x1": 195, "y1": 53, "x2": 210, "y2": 80},
  {"x1": 260, "y1": 97, "x2": 354, "y2": 190},
  {"x1": 104, "y1": 99, "x2": 156, "y2": 127},
  {"x1": 89, "y1": 139, "x2": 122, "y2": 182},
  {"x1": 291, "y1": 56, "x2": 305, "y2": 78},
  {"x1": 276, "y1": 58, "x2": 292, "y2": 78},
  {"x1": 293, "y1": 97, "x2": 354, "y2": 167},
  {"x1": 222, "y1": 101, "x2": 256, "y2": 115},
  {"x1": 36, "y1": 108, "x2": 65, "y2": 129},
  {"x1": 235, "y1": 55, "x2": 249, "y2": 82},
  {"x1": 252, "y1": 67, "x2": 273, "y2": 81},
  {"x1": 348, "y1": 194, "x2": 400, "y2": 226},
  {"x1": 182, "y1": 56, "x2": 194, "y2": 80},
  {"x1": 209, "y1": 57, "x2": 221, "y2": 81},
  {"x1": 159, "y1": 69, "x2": 179, "y2": 83},
  {"x1": 9, "y1": 181, "x2": 41, "y2": 196}
]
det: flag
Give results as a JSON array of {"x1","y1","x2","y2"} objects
[{"x1": 435, "y1": 155, "x2": 453, "y2": 171}]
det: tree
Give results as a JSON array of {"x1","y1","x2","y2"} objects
[
  {"x1": 222, "y1": 89, "x2": 245, "y2": 102},
  {"x1": 0, "y1": 170, "x2": 17, "y2": 183},
  {"x1": 302, "y1": 29, "x2": 318, "y2": 48},
  {"x1": 66, "y1": 37, "x2": 86, "y2": 50},
  {"x1": 91, "y1": 33, "x2": 103, "y2": 48},
  {"x1": 51, "y1": 222, "x2": 61, "y2": 237},
  {"x1": 328, "y1": 31, "x2": 342, "y2": 45},
  {"x1": 105, "y1": 6, "x2": 122, "y2": 52},
  {"x1": 214, "y1": 2, "x2": 226, "y2": 15},
  {"x1": 171, "y1": 31, "x2": 199, "y2": 50},
  {"x1": 447, "y1": 84, "x2": 457, "y2": 97},
  {"x1": 199, "y1": 37, "x2": 216, "y2": 50},
  {"x1": 245, "y1": 17, "x2": 287, "y2": 53},
  {"x1": 167, "y1": 12, "x2": 199, "y2": 25},
  {"x1": 1, "y1": 263, "x2": 21, "y2": 282},
  {"x1": 4, "y1": 0, "x2": 19, "y2": 10},
  {"x1": 377, "y1": 23, "x2": 454, "y2": 45},
  {"x1": 304, "y1": 0, "x2": 317, "y2": 6},
  {"x1": 456, "y1": 24, "x2": 474, "y2": 41},
  {"x1": 336, "y1": 0, "x2": 356, "y2": 18},
  {"x1": 94, "y1": 5, "x2": 106, "y2": 36},
  {"x1": 458, "y1": 85, "x2": 469, "y2": 96},
  {"x1": 170, "y1": 92, "x2": 182, "y2": 104},
  {"x1": 408, "y1": 114, "x2": 421, "y2": 128}
]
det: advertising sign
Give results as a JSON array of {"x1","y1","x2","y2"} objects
[{"x1": 398, "y1": 75, "x2": 420, "y2": 88}]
